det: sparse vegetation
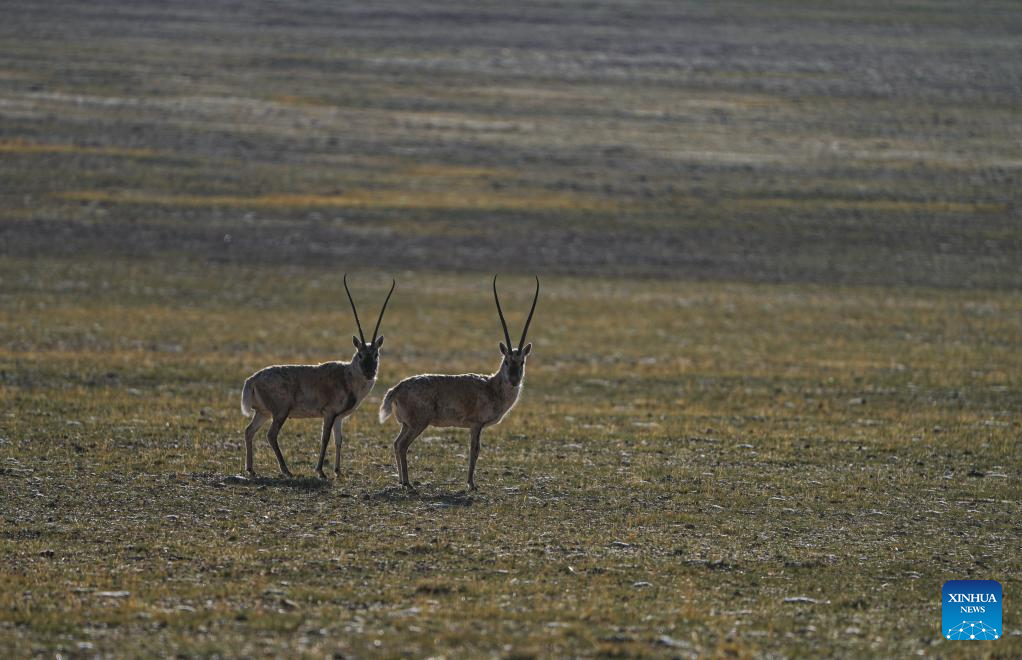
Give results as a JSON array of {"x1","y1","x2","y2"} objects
[
  {"x1": 1, "y1": 0, "x2": 1020, "y2": 657},
  {"x1": 2, "y1": 259, "x2": 1019, "y2": 657}
]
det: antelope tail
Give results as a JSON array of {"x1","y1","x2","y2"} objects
[
  {"x1": 240, "y1": 378, "x2": 255, "y2": 417},
  {"x1": 379, "y1": 387, "x2": 397, "y2": 423}
]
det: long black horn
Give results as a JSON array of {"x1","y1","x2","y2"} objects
[
  {"x1": 344, "y1": 273, "x2": 365, "y2": 343},
  {"x1": 493, "y1": 275, "x2": 512, "y2": 350},
  {"x1": 371, "y1": 279, "x2": 396, "y2": 343},
  {"x1": 518, "y1": 275, "x2": 539, "y2": 350}
]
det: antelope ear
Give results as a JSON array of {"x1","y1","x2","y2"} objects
[
  {"x1": 522, "y1": 343, "x2": 532, "y2": 356},
  {"x1": 499, "y1": 342, "x2": 509, "y2": 355},
  {"x1": 352, "y1": 336, "x2": 362, "y2": 349},
  {"x1": 375, "y1": 335, "x2": 385, "y2": 348}
]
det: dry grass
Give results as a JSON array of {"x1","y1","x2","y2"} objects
[
  {"x1": 1, "y1": 256, "x2": 1020, "y2": 657},
  {"x1": 53, "y1": 188, "x2": 617, "y2": 213},
  {"x1": 2, "y1": 0, "x2": 1021, "y2": 655},
  {"x1": 0, "y1": 139, "x2": 157, "y2": 159},
  {"x1": 723, "y1": 197, "x2": 1008, "y2": 215}
]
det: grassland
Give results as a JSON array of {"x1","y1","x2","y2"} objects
[
  {"x1": 2, "y1": 259, "x2": 1020, "y2": 657},
  {"x1": 2, "y1": 0, "x2": 1020, "y2": 287},
  {"x1": 1, "y1": 0, "x2": 1021, "y2": 657}
]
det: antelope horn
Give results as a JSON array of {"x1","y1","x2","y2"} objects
[
  {"x1": 518, "y1": 275, "x2": 539, "y2": 350},
  {"x1": 371, "y1": 279, "x2": 396, "y2": 343},
  {"x1": 493, "y1": 274, "x2": 513, "y2": 350},
  {"x1": 344, "y1": 273, "x2": 366, "y2": 343}
]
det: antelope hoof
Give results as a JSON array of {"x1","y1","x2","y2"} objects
[
  {"x1": 246, "y1": 469, "x2": 257, "y2": 479},
  {"x1": 280, "y1": 469, "x2": 294, "y2": 479},
  {"x1": 401, "y1": 482, "x2": 417, "y2": 492},
  {"x1": 316, "y1": 470, "x2": 328, "y2": 480},
  {"x1": 333, "y1": 469, "x2": 341, "y2": 479},
  {"x1": 468, "y1": 482, "x2": 478, "y2": 491}
]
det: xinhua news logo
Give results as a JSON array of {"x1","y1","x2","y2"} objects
[{"x1": 942, "y1": 580, "x2": 1001, "y2": 641}]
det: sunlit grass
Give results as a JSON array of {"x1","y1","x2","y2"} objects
[
  {"x1": 53, "y1": 188, "x2": 618, "y2": 212},
  {"x1": 397, "y1": 162, "x2": 511, "y2": 179},
  {"x1": 0, "y1": 139, "x2": 158, "y2": 158},
  {"x1": 1, "y1": 256, "x2": 1019, "y2": 656},
  {"x1": 2, "y1": 0, "x2": 1021, "y2": 654}
]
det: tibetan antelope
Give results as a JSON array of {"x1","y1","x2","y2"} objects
[
  {"x1": 379, "y1": 275, "x2": 539, "y2": 490},
  {"x1": 239, "y1": 275, "x2": 395, "y2": 479}
]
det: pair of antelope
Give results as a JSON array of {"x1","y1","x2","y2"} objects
[{"x1": 239, "y1": 274, "x2": 539, "y2": 490}]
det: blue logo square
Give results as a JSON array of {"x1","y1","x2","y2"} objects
[{"x1": 942, "y1": 580, "x2": 1002, "y2": 641}]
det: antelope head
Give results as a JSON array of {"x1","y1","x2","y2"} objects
[
  {"x1": 344, "y1": 274, "x2": 396, "y2": 380},
  {"x1": 493, "y1": 274, "x2": 539, "y2": 388}
]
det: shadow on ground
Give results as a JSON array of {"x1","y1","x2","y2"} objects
[
  {"x1": 219, "y1": 474, "x2": 332, "y2": 492},
  {"x1": 363, "y1": 485, "x2": 476, "y2": 506}
]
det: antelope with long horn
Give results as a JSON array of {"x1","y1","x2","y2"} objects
[
  {"x1": 379, "y1": 275, "x2": 539, "y2": 490},
  {"x1": 240, "y1": 275, "x2": 395, "y2": 479}
]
